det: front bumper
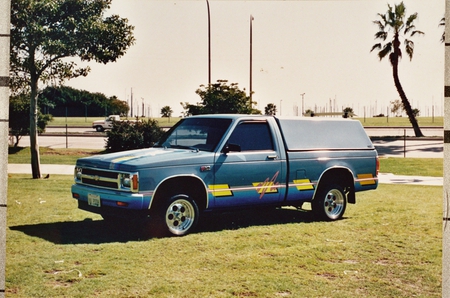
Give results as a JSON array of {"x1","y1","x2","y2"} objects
[{"x1": 71, "y1": 184, "x2": 152, "y2": 215}]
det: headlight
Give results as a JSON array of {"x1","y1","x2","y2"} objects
[
  {"x1": 120, "y1": 173, "x2": 138, "y2": 191},
  {"x1": 122, "y1": 174, "x2": 131, "y2": 188},
  {"x1": 75, "y1": 167, "x2": 82, "y2": 181}
]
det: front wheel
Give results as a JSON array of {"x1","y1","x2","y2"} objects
[
  {"x1": 312, "y1": 184, "x2": 346, "y2": 221},
  {"x1": 154, "y1": 195, "x2": 199, "y2": 237},
  {"x1": 95, "y1": 126, "x2": 104, "y2": 132}
]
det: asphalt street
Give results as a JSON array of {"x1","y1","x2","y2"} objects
[{"x1": 11, "y1": 127, "x2": 445, "y2": 158}]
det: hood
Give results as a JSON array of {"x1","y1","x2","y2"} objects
[{"x1": 76, "y1": 147, "x2": 215, "y2": 172}]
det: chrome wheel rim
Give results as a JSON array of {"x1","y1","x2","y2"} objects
[
  {"x1": 165, "y1": 199, "x2": 196, "y2": 235},
  {"x1": 323, "y1": 189, "x2": 345, "y2": 220}
]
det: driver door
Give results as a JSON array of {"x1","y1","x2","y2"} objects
[{"x1": 211, "y1": 120, "x2": 284, "y2": 208}]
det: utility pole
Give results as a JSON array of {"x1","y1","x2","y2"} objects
[
  {"x1": 249, "y1": 15, "x2": 254, "y2": 108},
  {"x1": 300, "y1": 93, "x2": 305, "y2": 116},
  {"x1": 206, "y1": 0, "x2": 211, "y2": 85},
  {"x1": 0, "y1": 1, "x2": 10, "y2": 296}
]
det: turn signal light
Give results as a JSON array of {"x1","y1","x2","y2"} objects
[
  {"x1": 132, "y1": 174, "x2": 138, "y2": 190},
  {"x1": 116, "y1": 201, "x2": 129, "y2": 207}
]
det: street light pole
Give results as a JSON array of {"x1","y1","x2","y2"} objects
[
  {"x1": 206, "y1": 0, "x2": 211, "y2": 85},
  {"x1": 300, "y1": 93, "x2": 305, "y2": 116},
  {"x1": 249, "y1": 15, "x2": 254, "y2": 108}
]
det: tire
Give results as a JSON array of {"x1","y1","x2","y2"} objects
[
  {"x1": 95, "y1": 126, "x2": 104, "y2": 132},
  {"x1": 312, "y1": 184, "x2": 346, "y2": 221},
  {"x1": 153, "y1": 194, "x2": 199, "y2": 237}
]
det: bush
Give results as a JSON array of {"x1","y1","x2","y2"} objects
[{"x1": 105, "y1": 119, "x2": 164, "y2": 152}]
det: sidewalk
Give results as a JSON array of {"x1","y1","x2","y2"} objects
[{"x1": 7, "y1": 164, "x2": 443, "y2": 186}]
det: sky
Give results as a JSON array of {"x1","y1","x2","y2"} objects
[{"x1": 65, "y1": 0, "x2": 446, "y2": 118}]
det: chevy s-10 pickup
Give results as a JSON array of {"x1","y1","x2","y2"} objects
[{"x1": 72, "y1": 114, "x2": 379, "y2": 236}]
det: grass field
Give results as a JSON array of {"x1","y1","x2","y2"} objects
[
  {"x1": 6, "y1": 149, "x2": 443, "y2": 296},
  {"x1": 50, "y1": 116, "x2": 444, "y2": 128},
  {"x1": 6, "y1": 174, "x2": 442, "y2": 297},
  {"x1": 8, "y1": 147, "x2": 101, "y2": 165}
]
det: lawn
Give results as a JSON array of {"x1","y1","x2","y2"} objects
[
  {"x1": 8, "y1": 147, "x2": 101, "y2": 165},
  {"x1": 6, "y1": 148, "x2": 443, "y2": 296},
  {"x1": 6, "y1": 175, "x2": 441, "y2": 297},
  {"x1": 356, "y1": 116, "x2": 443, "y2": 127},
  {"x1": 49, "y1": 116, "x2": 443, "y2": 128}
]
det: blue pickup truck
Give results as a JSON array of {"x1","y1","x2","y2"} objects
[{"x1": 72, "y1": 114, "x2": 378, "y2": 236}]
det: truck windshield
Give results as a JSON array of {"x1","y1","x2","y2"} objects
[{"x1": 155, "y1": 118, "x2": 232, "y2": 152}]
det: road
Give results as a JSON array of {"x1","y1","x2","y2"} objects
[
  {"x1": 364, "y1": 127, "x2": 442, "y2": 138},
  {"x1": 9, "y1": 126, "x2": 443, "y2": 158}
]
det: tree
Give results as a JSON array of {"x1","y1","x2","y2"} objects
[
  {"x1": 183, "y1": 80, "x2": 261, "y2": 116},
  {"x1": 39, "y1": 86, "x2": 129, "y2": 116},
  {"x1": 9, "y1": 94, "x2": 52, "y2": 147},
  {"x1": 390, "y1": 99, "x2": 403, "y2": 116},
  {"x1": 371, "y1": 2, "x2": 424, "y2": 137},
  {"x1": 264, "y1": 103, "x2": 277, "y2": 116},
  {"x1": 10, "y1": 0, "x2": 135, "y2": 178},
  {"x1": 343, "y1": 107, "x2": 354, "y2": 118},
  {"x1": 160, "y1": 106, "x2": 173, "y2": 118}
]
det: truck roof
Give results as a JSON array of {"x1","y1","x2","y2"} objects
[
  {"x1": 186, "y1": 114, "x2": 374, "y2": 150},
  {"x1": 276, "y1": 117, "x2": 374, "y2": 150}
]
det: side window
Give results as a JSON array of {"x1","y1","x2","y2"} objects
[{"x1": 227, "y1": 122, "x2": 274, "y2": 151}]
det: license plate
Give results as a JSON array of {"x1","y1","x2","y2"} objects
[{"x1": 88, "y1": 193, "x2": 101, "y2": 207}]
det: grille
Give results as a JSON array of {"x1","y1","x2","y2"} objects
[{"x1": 80, "y1": 168, "x2": 120, "y2": 190}]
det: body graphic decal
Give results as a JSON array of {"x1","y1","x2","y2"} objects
[
  {"x1": 292, "y1": 179, "x2": 315, "y2": 191},
  {"x1": 357, "y1": 174, "x2": 377, "y2": 185},
  {"x1": 252, "y1": 171, "x2": 280, "y2": 199}
]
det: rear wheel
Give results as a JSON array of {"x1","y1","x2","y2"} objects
[
  {"x1": 153, "y1": 194, "x2": 199, "y2": 237},
  {"x1": 95, "y1": 126, "x2": 104, "y2": 132},
  {"x1": 312, "y1": 184, "x2": 346, "y2": 221}
]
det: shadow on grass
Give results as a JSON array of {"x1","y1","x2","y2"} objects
[{"x1": 9, "y1": 207, "x2": 316, "y2": 244}]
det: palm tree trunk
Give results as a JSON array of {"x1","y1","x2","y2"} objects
[{"x1": 392, "y1": 60, "x2": 424, "y2": 137}]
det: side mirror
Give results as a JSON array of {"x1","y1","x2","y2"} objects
[{"x1": 223, "y1": 143, "x2": 241, "y2": 154}]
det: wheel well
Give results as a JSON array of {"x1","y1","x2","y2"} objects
[
  {"x1": 152, "y1": 176, "x2": 208, "y2": 211},
  {"x1": 315, "y1": 168, "x2": 356, "y2": 204}
]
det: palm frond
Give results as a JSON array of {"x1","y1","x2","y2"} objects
[
  {"x1": 405, "y1": 13, "x2": 418, "y2": 27},
  {"x1": 439, "y1": 17, "x2": 445, "y2": 43},
  {"x1": 374, "y1": 31, "x2": 388, "y2": 41},
  {"x1": 370, "y1": 43, "x2": 381, "y2": 53},
  {"x1": 373, "y1": 20, "x2": 385, "y2": 31},
  {"x1": 410, "y1": 30, "x2": 424, "y2": 37},
  {"x1": 404, "y1": 39, "x2": 414, "y2": 60},
  {"x1": 378, "y1": 42, "x2": 392, "y2": 60}
]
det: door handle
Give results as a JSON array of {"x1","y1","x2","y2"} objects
[{"x1": 267, "y1": 155, "x2": 278, "y2": 160}]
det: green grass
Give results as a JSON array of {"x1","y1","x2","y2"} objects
[
  {"x1": 49, "y1": 116, "x2": 443, "y2": 128},
  {"x1": 6, "y1": 175, "x2": 441, "y2": 297},
  {"x1": 356, "y1": 116, "x2": 443, "y2": 127},
  {"x1": 8, "y1": 147, "x2": 102, "y2": 165},
  {"x1": 379, "y1": 157, "x2": 443, "y2": 177}
]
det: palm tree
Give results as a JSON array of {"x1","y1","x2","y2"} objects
[{"x1": 371, "y1": 2, "x2": 424, "y2": 137}]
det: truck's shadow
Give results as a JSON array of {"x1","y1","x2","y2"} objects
[{"x1": 9, "y1": 207, "x2": 316, "y2": 244}]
